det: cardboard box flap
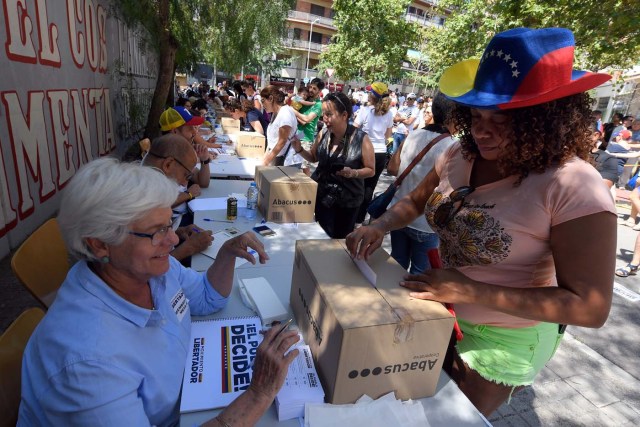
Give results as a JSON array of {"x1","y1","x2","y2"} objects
[
  {"x1": 362, "y1": 245, "x2": 452, "y2": 323},
  {"x1": 295, "y1": 240, "x2": 399, "y2": 328},
  {"x1": 296, "y1": 240, "x2": 452, "y2": 329}
]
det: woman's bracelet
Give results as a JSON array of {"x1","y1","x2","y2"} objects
[{"x1": 352, "y1": 169, "x2": 359, "y2": 178}]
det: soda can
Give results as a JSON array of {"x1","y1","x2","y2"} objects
[{"x1": 227, "y1": 197, "x2": 238, "y2": 220}]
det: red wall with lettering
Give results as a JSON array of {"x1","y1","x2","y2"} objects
[{"x1": 0, "y1": 0, "x2": 158, "y2": 258}]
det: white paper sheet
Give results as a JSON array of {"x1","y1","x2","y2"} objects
[
  {"x1": 200, "y1": 228, "x2": 257, "y2": 268},
  {"x1": 305, "y1": 392, "x2": 430, "y2": 427},
  {"x1": 188, "y1": 197, "x2": 228, "y2": 211},
  {"x1": 352, "y1": 257, "x2": 377, "y2": 286}
]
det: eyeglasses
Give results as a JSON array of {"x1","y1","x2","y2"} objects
[
  {"x1": 433, "y1": 186, "x2": 475, "y2": 228},
  {"x1": 147, "y1": 151, "x2": 194, "y2": 182},
  {"x1": 325, "y1": 93, "x2": 348, "y2": 113},
  {"x1": 129, "y1": 217, "x2": 178, "y2": 246}
]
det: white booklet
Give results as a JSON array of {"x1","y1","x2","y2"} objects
[
  {"x1": 275, "y1": 345, "x2": 325, "y2": 421},
  {"x1": 180, "y1": 316, "x2": 262, "y2": 413}
]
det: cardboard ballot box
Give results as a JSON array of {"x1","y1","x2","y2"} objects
[
  {"x1": 235, "y1": 132, "x2": 266, "y2": 158},
  {"x1": 255, "y1": 166, "x2": 317, "y2": 223},
  {"x1": 290, "y1": 239, "x2": 454, "y2": 404},
  {"x1": 220, "y1": 117, "x2": 240, "y2": 134}
]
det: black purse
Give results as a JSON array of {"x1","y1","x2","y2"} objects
[{"x1": 367, "y1": 133, "x2": 450, "y2": 219}]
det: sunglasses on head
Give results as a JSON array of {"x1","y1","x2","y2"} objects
[{"x1": 433, "y1": 186, "x2": 475, "y2": 228}]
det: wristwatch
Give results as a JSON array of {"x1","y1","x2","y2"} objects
[{"x1": 201, "y1": 159, "x2": 211, "y2": 165}]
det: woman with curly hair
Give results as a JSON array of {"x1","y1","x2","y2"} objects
[{"x1": 346, "y1": 28, "x2": 616, "y2": 416}]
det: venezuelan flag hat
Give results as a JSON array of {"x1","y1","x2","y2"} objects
[{"x1": 439, "y1": 28, "x2": 611, "y2": 110}]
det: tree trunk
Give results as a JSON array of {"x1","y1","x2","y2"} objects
[{"x1": 144, "y1": 0, "x2": 178, "y2": 139}]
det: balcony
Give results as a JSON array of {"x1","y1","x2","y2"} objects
[
  {"x1": 283, "y1": 38, "x2": 326, "y2": 54},
  {"x1": 287, "y1": 10, "x2": 335, "y2": 29},
  {"x1": 405, "y1": 13, "x2": 444, "y2": 27}
]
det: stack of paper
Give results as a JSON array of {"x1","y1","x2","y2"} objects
[
  {"x1": 276, "y1": 345, "x2": 325, "y2": 421},
  {"x1": 304, "y1": 392, "x2": 430, "y2": 427}
]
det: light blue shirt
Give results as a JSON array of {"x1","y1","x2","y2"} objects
[{"x1": 18, "y1": 257, "x2": 227, "y2": 426}]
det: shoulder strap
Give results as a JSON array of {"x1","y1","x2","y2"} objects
[{"x1": 395, "y1": 133, "x2": 450, "y2": 187}]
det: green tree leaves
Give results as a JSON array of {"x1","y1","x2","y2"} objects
[{"x1": 320, "y1": 0, "x2": 420, "y2": 82}]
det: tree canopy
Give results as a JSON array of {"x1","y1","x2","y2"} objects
[
  {"x1": 113, "y1": 0, "x2": 293, "y2": 138},
  {"x1": 421, "y1": 0, "x2": 640, "y2": 89},
  {"x1": 319, "y1": 0, "x2": 420, "y2": 82}
]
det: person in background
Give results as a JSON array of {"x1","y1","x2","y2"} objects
[
  {"x1": 291, "y1": 92, "x2": 375, "y2": 238},
  {"x1": 19, "y1": 157, "x2": 299, "y2": 426},
  {"x1": 176, "y1": 97, "x2": 192, "y2": 110},
  {"x1": 385, "y1": 92, "x2": 457, "y2": 273},
  {"x1": 413, "y1": 97, "x2": 427, "y2": 130},
  {"x1": 226, "y1": 98, "x2": 268, "y2": 135},
  {"x1": 208, "y1": 89, "x2": 224, "y2": 109},
  {"x1": 141, "y1": 135, "x2": 214, "y2": 262},
  {"x1": 593, "y1": 110, "x2": 604, "y2": 134},
  {"x1": 590, "y1": 129, "x2": 619, "y2": 189},
  {"x1": 353, "y1": 81, "x2": 394, "y2": 226},
  {"x1": 604, "y1": 112, "x2": 623, "y2": 142},
  {"x1": 605, "y1": 129, "x2": 640, "y2": 186},
  {"x1": 615, "y1": 230, "x2": 640, "y2": 277},
  {"x1": 158, "y1": 106, "x2": 212, "y2": 189},
  {"x1": 241, "y1": 79, "x2": 263, "y2": 111},
  {"x1": 390, "y1": 93, "x2": 420, "y2": 154},
  {"x1": 260, "y1": 85, "x2": 300, "y2": 167},
  {"x1": 346, "y1": 27, "x2": 615, "y2": 416},
  {"x1": 631, "y1": 115, "x2": 640, "y2": 142},
  {"x1": 294, "y1": 78, "x2": 325, "y2": 175},
  {"x1": 232, "y1": 81, "x2": 247, "y2": 102}
]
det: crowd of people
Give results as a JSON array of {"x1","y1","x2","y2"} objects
[{"x1": 18, "y1": 26, "x2": 629, "y2": 425}]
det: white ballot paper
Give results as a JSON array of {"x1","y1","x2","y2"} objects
[
  {"x1": 201, "y1": 227, "x2": 257, "y2": 268},
  {"x1": 305, "y1": 392, "x2": 430, "y2": 427},
  {"x1": 352, "y1": 257, "x2": 377, "y2": 286},
  {"x1": 188, "y1": 197, "x2": 228, "y2": 211},
  {"x1": 276, "y1": 345, "x2": 325, "y2": 421}
]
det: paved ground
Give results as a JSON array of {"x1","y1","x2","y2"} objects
[{"x1": 2, "y1": 176, "x2": 640, "y2": 426}]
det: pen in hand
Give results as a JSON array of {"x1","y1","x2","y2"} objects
[{"x1": 273, "y1": 318, "x2": 293, "y2": 338}]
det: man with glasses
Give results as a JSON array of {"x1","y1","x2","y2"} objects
[
  {"x1": 142, "y1": 135, "x2": 213, "y2": 263},
  {"x1": 159, "y1": 106, "x2": 212, "y2": 189}
]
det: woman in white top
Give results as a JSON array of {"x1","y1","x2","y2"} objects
[
  {"x1": 260, "y1": 85, "x2": 301, "y2": 166},
  {"x1": 386, "y1": 92, "x2": 456, "y2": 273},
  {"x1": 353, "y1": 81, "x2": 394, "y2": 224}
]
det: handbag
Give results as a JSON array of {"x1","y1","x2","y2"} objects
[{"x1": 367, "y1": 133, "x2": 450, "y2": 219}]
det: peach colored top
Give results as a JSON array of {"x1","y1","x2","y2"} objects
[{"x1": 427, "y1": 143, "x2": 616, "y2": 328}]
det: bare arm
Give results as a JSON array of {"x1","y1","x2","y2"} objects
[
  {"x1": 291, "y1": 127, "x2": 324, "y2": 163},
  {"x1": 387, "y1": 140, "x2": 404, "y2": 176},
  {"x1": 346, "y1": 167, "x2": 439, "y2": 260},
  {"x1": 262, "y1": 125, "x2": 291, "y2": 166},
  {"x1": 337, "y1": 135, "x2": 375, "y2": 179},
  {"x1": 294, "y1": 108, "x2": 318, "y2": 125},
  {"x1": 402, "y1": 211, "x2": 616, "y2": 327},
  {"x1": 250, "y1": 120, "x2": 265, "y2": 136}
]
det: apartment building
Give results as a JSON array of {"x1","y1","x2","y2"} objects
[{"x1": 271, "y1": 0, "x2": 446, "y2": 93}]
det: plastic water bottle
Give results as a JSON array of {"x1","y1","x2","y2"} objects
[{"x1": 246, "y1": 182, "x2": 258, "y2": 219}]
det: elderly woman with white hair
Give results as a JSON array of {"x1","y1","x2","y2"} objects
[{"x1": 19, "y1": 158, "x2": 299, "y2": 427}]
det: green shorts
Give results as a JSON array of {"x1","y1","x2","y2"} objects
[{"x1": 456, "y1": 318, "x2": 564, "y2": 387}]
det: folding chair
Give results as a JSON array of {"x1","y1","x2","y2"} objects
[
  {"x1": 11, "y1": 218, "x2": 69, "y2": 307},
  {"x1": 0, "y1": 307, "x2": 45, "y2": 427}
]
